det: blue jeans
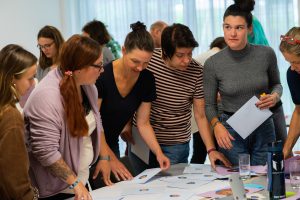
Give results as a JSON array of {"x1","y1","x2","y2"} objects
[
  {"x1": 218, "y1": 113, "x2": 276, "y2": 166},
  {"x1": 128, "y1": 142, "x2": 190, "y2": 175}
]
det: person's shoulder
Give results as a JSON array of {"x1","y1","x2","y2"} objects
[
  {"x1": 98, "y1": 62, "x2": 113, "y2": 82},
  {"x1": 141, "y1": 69, "x2": 155, "y2": 81},
  {"x1": 151, "y1": 48, "x2": 163, "y2": 60},
  {"x1": 287, "y1": 67, "x2": 300, "y2": 80},
  {"x1": 0, "y1": 106, "x2": 22, "y2": 128},
  {"x1": 251, "y1": 44, "x2": 274, "y2": 54},
  {"x1": 103, "y1": 62, "x2": 113, "y2": 71}
]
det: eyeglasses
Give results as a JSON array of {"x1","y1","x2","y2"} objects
[
  {"x1": 280, "y1": 35, "x2": 300, "y2": 45},
  {"x1": 37, "y1": 42, "x2": 54, "y2": 50},
  {"x1": 91, "y1": 62, "x2": 103, "y2": 70}
]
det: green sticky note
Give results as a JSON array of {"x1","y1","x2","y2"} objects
[{"x1": 286, "y1": 191, "x2": 296, "y2": 197}]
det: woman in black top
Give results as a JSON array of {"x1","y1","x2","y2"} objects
[{"x1": 94, "y1": 21, "x2": 170, "y2": 186}]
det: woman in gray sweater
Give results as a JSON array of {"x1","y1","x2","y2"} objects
[{"x1": 204, "y1": 0, "x2": 282, "y2": 166}]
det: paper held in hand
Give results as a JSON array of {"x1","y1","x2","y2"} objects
[{"x1": 226, "y1": 96, "x2": 273, "y2": 139}]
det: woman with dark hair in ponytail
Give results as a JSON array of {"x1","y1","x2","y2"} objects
[
  {"x1": 24, "y1": 35, "x2": 105, "y2": 200},
  {"x1": 94, "y1": 21, "x2": 170, "y2": 186},
  {"x1": 204, "y1": 0, "x2": 282, "y2": 166}
]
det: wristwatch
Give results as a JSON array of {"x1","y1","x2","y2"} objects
[{"x1": 99, "y1": 155, "x2": 111, "y2": 161}]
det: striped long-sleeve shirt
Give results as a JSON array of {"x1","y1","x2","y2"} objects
[{"x1": 147, "y1": 49, "x2": 204, "y2": 145}]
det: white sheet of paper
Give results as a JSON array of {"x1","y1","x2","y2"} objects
[
  {"x1": 121, "y1": 186, "x2": 165, "y2": 196},
  {"x1": 167, "y1": 179, "x2": 211, "y2": 189},
  {"x1": 131, "y1": 126, "x2": 150, "y2": 164},
  {"x1": 162, "y1": 188, "x2": 194, "y2": 200},
  {"x1": 131, "y1": 168, "x2": 161, "y2": 184},
  {"x1": 226, "y1": 96, "x2": 273, "y2": 139},
  {"x1": 160, "y1": 174, "x2": 216, "y2": 182},
  {"x1": 183, "y1": 164, "x2": 213, "y2": 174}
]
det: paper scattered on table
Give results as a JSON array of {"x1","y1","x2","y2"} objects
[
  {"x1": 198, "y1": 183, "x2": 264, "y2": 199},
  {"x1": 216, "y1": 165, "x2": 267, "y2": 176},
  {"x1": 167, "y1": 179, "x2": 211, "y2": 189},
  {"x1": 226, "y1": 96, "x2": 273, "y2": 139},
  {"x1": 121, "y1": 186, "x2": 165, "y2": 196},
  {"x1": 131, "y1": 168, "x2": 161, "y2": 184},
  {"x1": 183, "y1": 164, "x2": 213, "y2": 174}
]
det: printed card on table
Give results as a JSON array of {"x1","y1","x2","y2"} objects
[
  {"x1": 198, "y1": 183, "x2": 264, "y2": 199},
  {"x1": 216, "y1": 165, "x2": 267, "y2": 176},
  {"x1": 131, "y1": 168, "x2": 161, "y2": 184},
  {"x1": 121, "y1": 186, "x2": 165, "y2": 196},
  {"x1": 183, "y1": 164, "x2": 213, "y2": 174}
]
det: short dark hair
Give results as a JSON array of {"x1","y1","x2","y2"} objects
[
  {"x1": 82, "y1": 20, "x2": 111, "y2": 45},
  {"x1": 223, "y1": 0, "x2": 255, "y2": 28},
  {"x1": 210, "y1": 37, "x2": 227, "y2": 49},
  {"x1": 124, "y1": 21, "x2": 154, "y2": 53},
  {"x1": 161, "y1": 23, "x2": 198, "y2": 60}
]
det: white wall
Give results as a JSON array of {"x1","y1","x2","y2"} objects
[{"x1": 0, "y1": 0, "x2": 66, "y2": 57}]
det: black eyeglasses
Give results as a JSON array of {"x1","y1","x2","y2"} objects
[
  {"x1": 37, "y1": 42, "x2": 54, "y2": 50},
  {"x1": 91, "y1": 62, "x2": 103, "y2": 70}
]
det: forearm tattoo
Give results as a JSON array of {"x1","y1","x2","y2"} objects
[{"x1": 46, "y1": 158, "x2": 75, "y2": 182}]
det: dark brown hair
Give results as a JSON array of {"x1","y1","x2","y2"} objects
[
  {"x1": 59, "y1": 34, "x2": 101, "y2": 137},
  {"x1": 124, "y1": 21, "x2": 154, "y2": 53},
  {"x1": 37, "y1": 25, "x2": 64, "y2": 69},
  {"x1": 161, "y1": 23, "x2": 198, "y2": 60},
  {"x1": 82, "y1": 20, "x2": 111, "y2": 45},
  {"x1": 223, "y1": 0, "x2": 255, "y2": 28}
]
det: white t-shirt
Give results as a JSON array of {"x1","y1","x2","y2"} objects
[{"x1": 62, "y1": 111, "x2": 96, "y2": 193}]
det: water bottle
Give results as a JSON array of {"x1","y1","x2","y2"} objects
[{"x1": 267, "y1": 141, "x2": 286, "y2": 199}]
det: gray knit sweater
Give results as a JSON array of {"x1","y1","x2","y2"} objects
[{"x1": 204, "y1": 44, "x2": 282, "y2": 122}]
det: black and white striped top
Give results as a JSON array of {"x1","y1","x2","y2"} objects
[{"x1": 147, "y1": 49, "x2": 204, "y2": 145}]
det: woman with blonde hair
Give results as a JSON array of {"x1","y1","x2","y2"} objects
[
  {"x1": 0, "y1": 44, "x2": 38, "y2": 199},
  {"x1": 280, "y1": 27, "x2": 300, "y2": 159}
]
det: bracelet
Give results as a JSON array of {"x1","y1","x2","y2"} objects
[
  {"x1": 211, "y1": 121, "x2": 221, "y2": 129},
  {"x1": 32, "y1": 186, "x2": 39, "y2": 200},
  {"x1": 207, "y1": 148, "x2": 217, "y2": 155},
  {"x1": 69, "y1": 178, "x2": 80, "y2": 189},
  {"x1": 99, "y1": 155, "x2": 111, "y2": 161}
]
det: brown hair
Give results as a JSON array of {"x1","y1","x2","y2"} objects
[
  {"x1": 124, "y1": 21, "x2": 154, "y2": 53},
  {"x1": 0, "y1": 44, "x2": 37, "y2": 117},
  {"x1": 82, "y1": 20, "x2": 111, "y2": 45},
  {"x1": 59, "y1": 34, "x2": 101, "y2": 137},
  {"x1": 37, "y1": 25, "x2": 64, "y2": 69}
]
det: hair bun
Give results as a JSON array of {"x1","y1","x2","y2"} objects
[
  {"x1": 234, "y1": 0, "x2": 255, "y2": 12},
  {"x1": 130, "y1": 21, "x2": 146, "y2": 32}
]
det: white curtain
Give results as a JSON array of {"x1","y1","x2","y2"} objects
[{"x1": 63, "y1": 0, "x2": 298, "y2": 117}]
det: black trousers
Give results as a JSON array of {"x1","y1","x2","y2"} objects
[{"x1": 190, "y1": 132, "x2": 207, "y2": 164}]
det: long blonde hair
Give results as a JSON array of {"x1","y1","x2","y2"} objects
[{"x1": 0, "y1": 44, "x2": 37, "y2": 117}]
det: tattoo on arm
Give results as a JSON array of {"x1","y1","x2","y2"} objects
[{"x1": 46, "y1": 158, "x2": 75, "y2": 182}]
